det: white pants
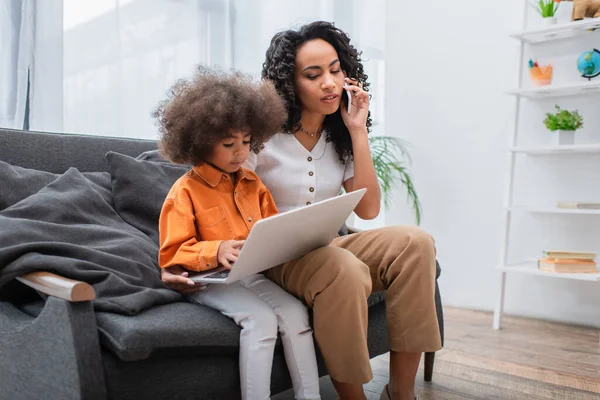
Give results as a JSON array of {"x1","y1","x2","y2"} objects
[{"x1": 190, "y1": 274, "x2": 321, "y2": 400}]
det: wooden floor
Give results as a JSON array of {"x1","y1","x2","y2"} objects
[{"x1": 274, "y1": 307, "x2": 600, "y2": 399}]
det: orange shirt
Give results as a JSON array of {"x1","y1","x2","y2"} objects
[{"x1": 158, "y1": 163, "x2": 278, "y2": 272}]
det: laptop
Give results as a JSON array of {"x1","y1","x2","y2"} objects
[{"x1": 189, "y1": 188, "x2": 366, "y2": 284}]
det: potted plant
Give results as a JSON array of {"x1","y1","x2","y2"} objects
[
  {"x1": 543, "y1": 105, "x2": 584, "y2": 145},
  {"x1": 531, "y1": 0, "x2": 561, "y2": 26},
  {"x1": 369, "y1": 136, "x2": 422, "y2": 224}
]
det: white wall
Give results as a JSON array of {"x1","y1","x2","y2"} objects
[{"x1": 385, "y1": 0, "x2": 600, "y2": 327}]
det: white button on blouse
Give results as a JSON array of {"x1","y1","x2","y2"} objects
[{"x1": 244, "y1": 133, "x2": 354, "y2": 213}]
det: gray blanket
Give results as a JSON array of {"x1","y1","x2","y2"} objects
[{"x1": 0, "y1": 168, "x2": 181, "y2": 315}]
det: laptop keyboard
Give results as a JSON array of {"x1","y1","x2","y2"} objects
[{"x1": 205, "y1": 269, "x2": 231, "y2": 279}]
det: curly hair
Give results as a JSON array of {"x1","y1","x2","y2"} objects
[
  {"x1": 262, "y1": 20, "x2": 371, "y2": 163},
  {"x1": 153, "y1": 66, "x2": 287, "y2": 165}
]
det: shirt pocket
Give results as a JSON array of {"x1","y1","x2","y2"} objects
[{"x1": 194, "y1": 205, "x2": 234, "y2": 240}]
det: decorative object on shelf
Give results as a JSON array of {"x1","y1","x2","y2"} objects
[
  {"x1": 511, "y1": 19, "x2": 600, "y2": 44},
  {"x1": 577, "y1": 49, "x2": 600, "y2": 80},
  {"x1": 543, "y1": 105, "x2": 584, "y2": 144},
  {"x1": 528, "y1": 59, "x2": 553, "y2": 86},
  {"x1": 531, "y1": 0, "x2": 561, "y2": 24},
  {"x1": 561, "y1": 0, "x2": 600, "y2": 20}
]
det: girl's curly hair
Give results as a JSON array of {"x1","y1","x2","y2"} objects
[
  {"x1": 154, "y1": 66, "x2": 287, "y2": 165},
  {"x1": 262, "y1": 20, "x2": 371, "y2": 163}
]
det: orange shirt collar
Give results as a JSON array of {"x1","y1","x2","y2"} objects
[{"x1": 192, "y1": 163, "x2": 255, "y2": 187}]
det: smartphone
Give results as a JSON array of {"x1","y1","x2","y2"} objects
[{"x1": 345, "y1": 89, "x2": 352, "y2": 114}]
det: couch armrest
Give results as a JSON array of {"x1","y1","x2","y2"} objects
[
  {"x1": 0, "y1": 295, "x2": 106, "y2": 399},
  {"x1": 434, "y1": 261, "x2": 444, "y2": 347},
  {"x1": 17, "y1": 272, "x2": 95, "y2": 302}
]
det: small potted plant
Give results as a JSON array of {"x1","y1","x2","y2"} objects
[
  {"x1": 543, "y1": 105, "x2": 584, "y2": 145},
  {"x1": 531, "y1": 0, "x2": 561, "y2": 26}
]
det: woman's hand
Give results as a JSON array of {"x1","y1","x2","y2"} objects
[
  {"x1": 340, "y1": 79, "x2": 381, "y2": 219},
  {"x1": 161, "y1": 264, "x2": 207, "y2": 294},
  {"x1": 341, "y1": 77, "x2": 370, "y2": 137}
]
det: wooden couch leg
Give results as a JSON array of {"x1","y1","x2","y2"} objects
[{"x1": 424, "y1": 352, "x2": 435, "y2": 382}]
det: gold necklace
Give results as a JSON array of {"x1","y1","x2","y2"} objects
[{"x1": 298, "y1": 123, "x2": 322, "y2": 137}]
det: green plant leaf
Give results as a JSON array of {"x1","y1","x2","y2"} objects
[
  {"x1": 531, "y1": 0, "x2": 558, "y2": 17},
  {"x1": 543, "y1": 104, "x2": 584, "y2": 131},
  {"x1": 369, "y1": 136, "x2": 422, "y2": 225}
]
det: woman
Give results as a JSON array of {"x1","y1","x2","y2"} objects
[{"x1": 162, "y1": 21, "x2": 441, "y2": 400}]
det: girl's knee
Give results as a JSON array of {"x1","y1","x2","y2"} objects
[
  {"x1": 278, "y1": 303, "x2": 312, "y2": 335},
  {"x1": 282, "y1": 299, "x2": 310, "y2": 321},
  {"x1": 243, "y1": 310, "x2": 278, "y2": 335}
]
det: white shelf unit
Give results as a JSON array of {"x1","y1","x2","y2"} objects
[
  {"x1": 509, "y1": 19, "x2": 600, "y2": 44},
  {"x1": 509, "y1": 143, "x2": 600, "y2": 154},
  {"x1": 507, "y1": 80, "x2": 600, "y2": 98},
  {"x1": 507, "y1": 206, "x2": 600, "y2": 215},
  {"x1": 494, "y1": 5, "x2": 600, "y2": 332},
  {"x1": 498, "y1": 261, "x2": 600, "y2": 282}
]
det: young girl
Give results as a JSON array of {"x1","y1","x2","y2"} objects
[{"x1": 155, "y1": 67, "x2": 321, "y2": 400}]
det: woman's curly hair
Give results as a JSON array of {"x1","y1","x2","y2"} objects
[
  {"x1": 262, "y1": 20, "x2": 371, "y2": 163},
  {"x1": 154, "y1": 66, "x2": 287, "y2": 165}
]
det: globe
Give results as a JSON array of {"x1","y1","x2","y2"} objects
[{"x1": 577, "y1": 49, "x2": 600, "y2": 80}]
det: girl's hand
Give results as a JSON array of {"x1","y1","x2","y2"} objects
[
  {"x1": 217, "y1": 240, "x2": 245, "y2": 269},
  {"x1": 161, "y1": 264, "x2": 207, "y2": 294},
  {"x1": 341, "y1": 77, "x2": 370, "y2": 136}
]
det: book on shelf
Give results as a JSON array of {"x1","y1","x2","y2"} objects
[
  {"x1": 542, "y1": 250, "x2": 596, "y2": 260},
  {"x1": 538, "y1": 258, "x2": 598, "y2": 273},
  {"x1": 557, "y1": 202, "x2": 600, "y2": 210}
]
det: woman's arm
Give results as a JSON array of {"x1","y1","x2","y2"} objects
[
  {"x1": 343, "y1": 129, "x2": 381, "y2": 220},
  {"x1": 342, "y1": 78, "x2": 381, "y2": 220}
]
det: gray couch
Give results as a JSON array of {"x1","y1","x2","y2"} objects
[{"x1": 0, "y1": 128, "x2": 443, "y2": 400}]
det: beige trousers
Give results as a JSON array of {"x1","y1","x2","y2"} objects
[{"x1": 264, "y1": 226, "x2": 442, "y2": 384}]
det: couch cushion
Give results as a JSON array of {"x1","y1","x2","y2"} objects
[
  {"x1": 136, "y1": 149, "x2": 172, "y2": 164},
  {"x1": 106, "y1": 151, "x2": 190, "y2": 244},
  {"x1": 0, "y1": 160, "x2": 112, "y2": 210},
  {"x1": 96, "y1": 302, "x2": 241, "y2": 361},
  {"x1": 135, "y1": 149, "x2": 162, "y2": 162},
  {"x1": 0, "y1": 128, "x2": 157, "y2": 173},
  {"x1": 96, "y1": 292, "x2": 387, "y2": 362},
  {"x1": 0, "y1": 161, "x2": 57, "y2": 211}
]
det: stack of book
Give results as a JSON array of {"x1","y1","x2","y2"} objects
[
  {"x1": 538, "y1": 250, "x2": 598, "y2": 273},
  {"x1": 557, "y1": 202, "x2": 600, "y2": 210}
]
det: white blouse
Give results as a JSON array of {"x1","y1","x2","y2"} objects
[{"x1": 244, "y1": 133, "x2": 354, "y2": 213}]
